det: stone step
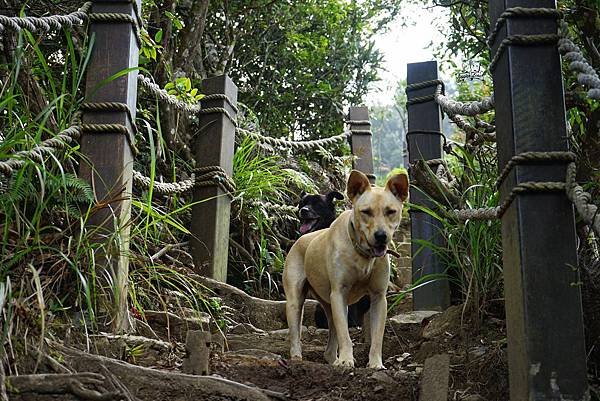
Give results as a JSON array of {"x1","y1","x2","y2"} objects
[
  {"x1": 397, "y1": 242, "x2": 411, "y2": 254},
  {"x1": 395, "y1": 266, "x2": 412, "y2": 287}
]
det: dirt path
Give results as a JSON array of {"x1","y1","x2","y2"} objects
[{"x1": 205, "y1": 306, "x2": 508, "y2": 401}]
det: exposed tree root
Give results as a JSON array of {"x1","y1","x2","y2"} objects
[
  {"x1": 48, "y1": 343, "x2": 276, "y2": 401},
  {"x1": 194, "y1": 275, "x2": 319, "y2": 330},
  {"x1": 6, "y1": 372, "x2": 135, "y2": 401}
]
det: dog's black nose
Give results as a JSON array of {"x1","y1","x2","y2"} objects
[{"x1": 374, "y1": 230, "x2": 387, "y2": 244}]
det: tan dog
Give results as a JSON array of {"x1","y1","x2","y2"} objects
[{"x1": 283, "y1": 170, "x2": 409, "y2": 369}]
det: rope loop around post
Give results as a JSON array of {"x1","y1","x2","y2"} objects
[
  {"x1": 489, "y1": 34, "x2": 561, "y2": 72},
  {"x1": 405, "y1": 79, "x2": 445, "y2": 105},
  {"x1": 193, "y1": 166, "x2": 236, "y2": 198},
  {"x1": 88, "y1": 10, "x2": 143, "y2": 47},
  {"x1": 495, "y1": 151, "x2": 577, "y2": 189},
  {"x1": 487, "y1": 7, "x2": 563, "y2": 48}
]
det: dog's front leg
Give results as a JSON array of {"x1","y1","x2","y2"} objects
[
  {"x1": 330, "y1": 288, "x2": 354, "y2": 368},
  {"x1": 367, "y1": 291, "x2": 386, "y2": 369}
]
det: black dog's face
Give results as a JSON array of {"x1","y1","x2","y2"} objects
[{"x1": 298, "y1": 191, "x2": 344, "y2": 235}]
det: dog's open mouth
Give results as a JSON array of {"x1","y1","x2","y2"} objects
[
  {"x1": 372, "y1": 245, "x2": 387, "y2": 257},
  {"x1": 299, "y1": 218, "x2": 319, "y2": 234}
]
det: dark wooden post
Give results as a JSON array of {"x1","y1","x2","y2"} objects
[
  {"x1": 190, "y1": 75, "x2": 238, "y2": 282},
  {"x1": 79, "y1": 0, "x2": 141, "y2": 332},
  {"x1": 348, "y1": 106, "x2": 376, "y2": 184},
  {"x1": 488, "y1": 1, "x2": 588, "y2": 399},
  {"x1": 405, "y1": 61, "x2": 450, "y2": 311}
]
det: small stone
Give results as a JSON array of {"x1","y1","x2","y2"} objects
[
  {"x1": 370, "y1": 371, "x2": 395, "y2": 385},
  {"x1": 374, "y1": 385, "x2": 385, "y2": 393},
  {"x1": 389, "y1": 310, "x2": 441, "y2": 326}
]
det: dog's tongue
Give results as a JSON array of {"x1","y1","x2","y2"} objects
[
  {"x1": 299, "y1": 222, "x2": 314, "y2": 234},
  {"x1": 373, "y1": 246, "x2": 387, "y2": 257}
]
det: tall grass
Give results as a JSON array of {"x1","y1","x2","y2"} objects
[
  {"x1": 409, "y1": 143, "x2": 503, "y2": 323},
  {"x1": 0, "y1": 24, "x2": 220, "y2": 364},
  {"x1": 230, "y1": 135, "x2": 317, "y2": 298}
]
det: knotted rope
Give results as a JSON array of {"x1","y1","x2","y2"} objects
[
  {"x1": 0, "y1": 115, "x2": 82, "y2": 176},
  {"x1": 194, "y1": 166, "x2": 236, "y2": 197},
  {"x1": 0, "y1": 2, "x2": 91, "y2": 34}
]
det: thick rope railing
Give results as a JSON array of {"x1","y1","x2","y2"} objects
[
  {"x1": 558, "y1": 21, "x2": 600, "y2": 100},
  {"x1": 246, "y1": 199, "x2": 299, "y2": 218},
  {"x1": 436, "y1": 91, "x2": 495, "y2": 117},
  {"x1": 237, "y1": 127, "x2": 351, "y2": 151},
  {"x1": 449, "y1": 114, "x2": 496, "y2": 145},
  {"x1": 0, "y1": 117, "x2": 82, "y2": 176},
  {"x1": 405, "y1": 79, "x2": 495, "y2": 118},
  {"x1": 132, "y1": 171, "x2": 194, "y2": 195},
  {"x1": 453, "y1": 151, "x2": 599, "y2": 236},
  {"x1": 137, "y1": 75, "x2": 239, "y2": 125},
  {"x1": 132, "y1": 166, "x2": 236, "y2": 198},
  {"x1": 137, "y1": 74, "x2": 203, "y2": 114},
  {"x1": 566, "y1": 162, "x2": 600, "y2": 236},
  {"x1": 0, "y1": 2, "x2": 91, "y2": 33}
]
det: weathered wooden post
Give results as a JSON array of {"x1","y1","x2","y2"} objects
[
  {"x1": 488, "y1": 1, "x2": 588, "y2": 399},
  {"x1": 79, "y1": 0, "x2": 141, "y2": 332},
  {"x1": 190, "y1": 76, "x2": 238, "y2": 282},
  {"x1": 348, "y1": 106, "x2": 376, "y2": 184},
  {"x1": 405, "y1": 61, "x2": 450, "y2": 311}
]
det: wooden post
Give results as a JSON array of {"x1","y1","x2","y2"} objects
[
  {"x1": 79, "y1": 0, "x2": 141, "y2": 332},
  {"x1": 190, "y1": 75, "x2": 238, "y2": 282},
  {"x1": 348, "y1": 106, "x2": 376, "y2": 184},
  {"x1": 489, "y1": 2, "x2": 588, "y2": 399},
  {"x1": 405, "y1": 61, "x2": 450, "y2": 311}
]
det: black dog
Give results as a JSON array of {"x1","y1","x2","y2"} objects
[
  {"x1": 298, "y1": 190, "x2": 343, "y2": 235},
  {"x1": 297, "y1": 191, "x2": 370, "y2": 329}
]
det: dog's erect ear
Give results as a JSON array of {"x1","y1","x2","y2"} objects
[
  {"x1": 346, "y1": 170, "x2": 371, "y2": 202},
  {"x1": 326, "y1": 191, "x2": 344, "y2": 203},
  {"x1": 385, "y1": 172, "x2": 409, "y2": 202},
  {"x1": 300, "y1": 190, "x2": 307, "y2": 199}
]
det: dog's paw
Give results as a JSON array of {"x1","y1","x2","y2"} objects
[
  {"x1": 367, "y1": 361, "x2": 386, "y2": 370},
  {"x1": 290, "y1": 355, "x2": 303, "y2": 362},
  {"x1": 333, "y1": 357, "x2": 354, "y2": 368}
]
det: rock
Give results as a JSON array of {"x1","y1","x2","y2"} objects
[
  {"x1": 422, "y1": 305, "x2": 463, "y2": 339},
  {"x1": 369, "y1": 371, "x2": 396, "y2": 385},
  {"x1": 387, "y1": 310, "x2": 441, "y2": 332},
  {"x1": 419, "y1": 353, "x2": 450, "y2": 401}
]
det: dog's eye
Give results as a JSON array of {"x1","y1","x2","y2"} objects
[
  {"x1": 386, "y1": 209, "x2": 397, "y2": 216},
  {"x1": 360, "y1": 209, "x2": 373, "y2": 217}
]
